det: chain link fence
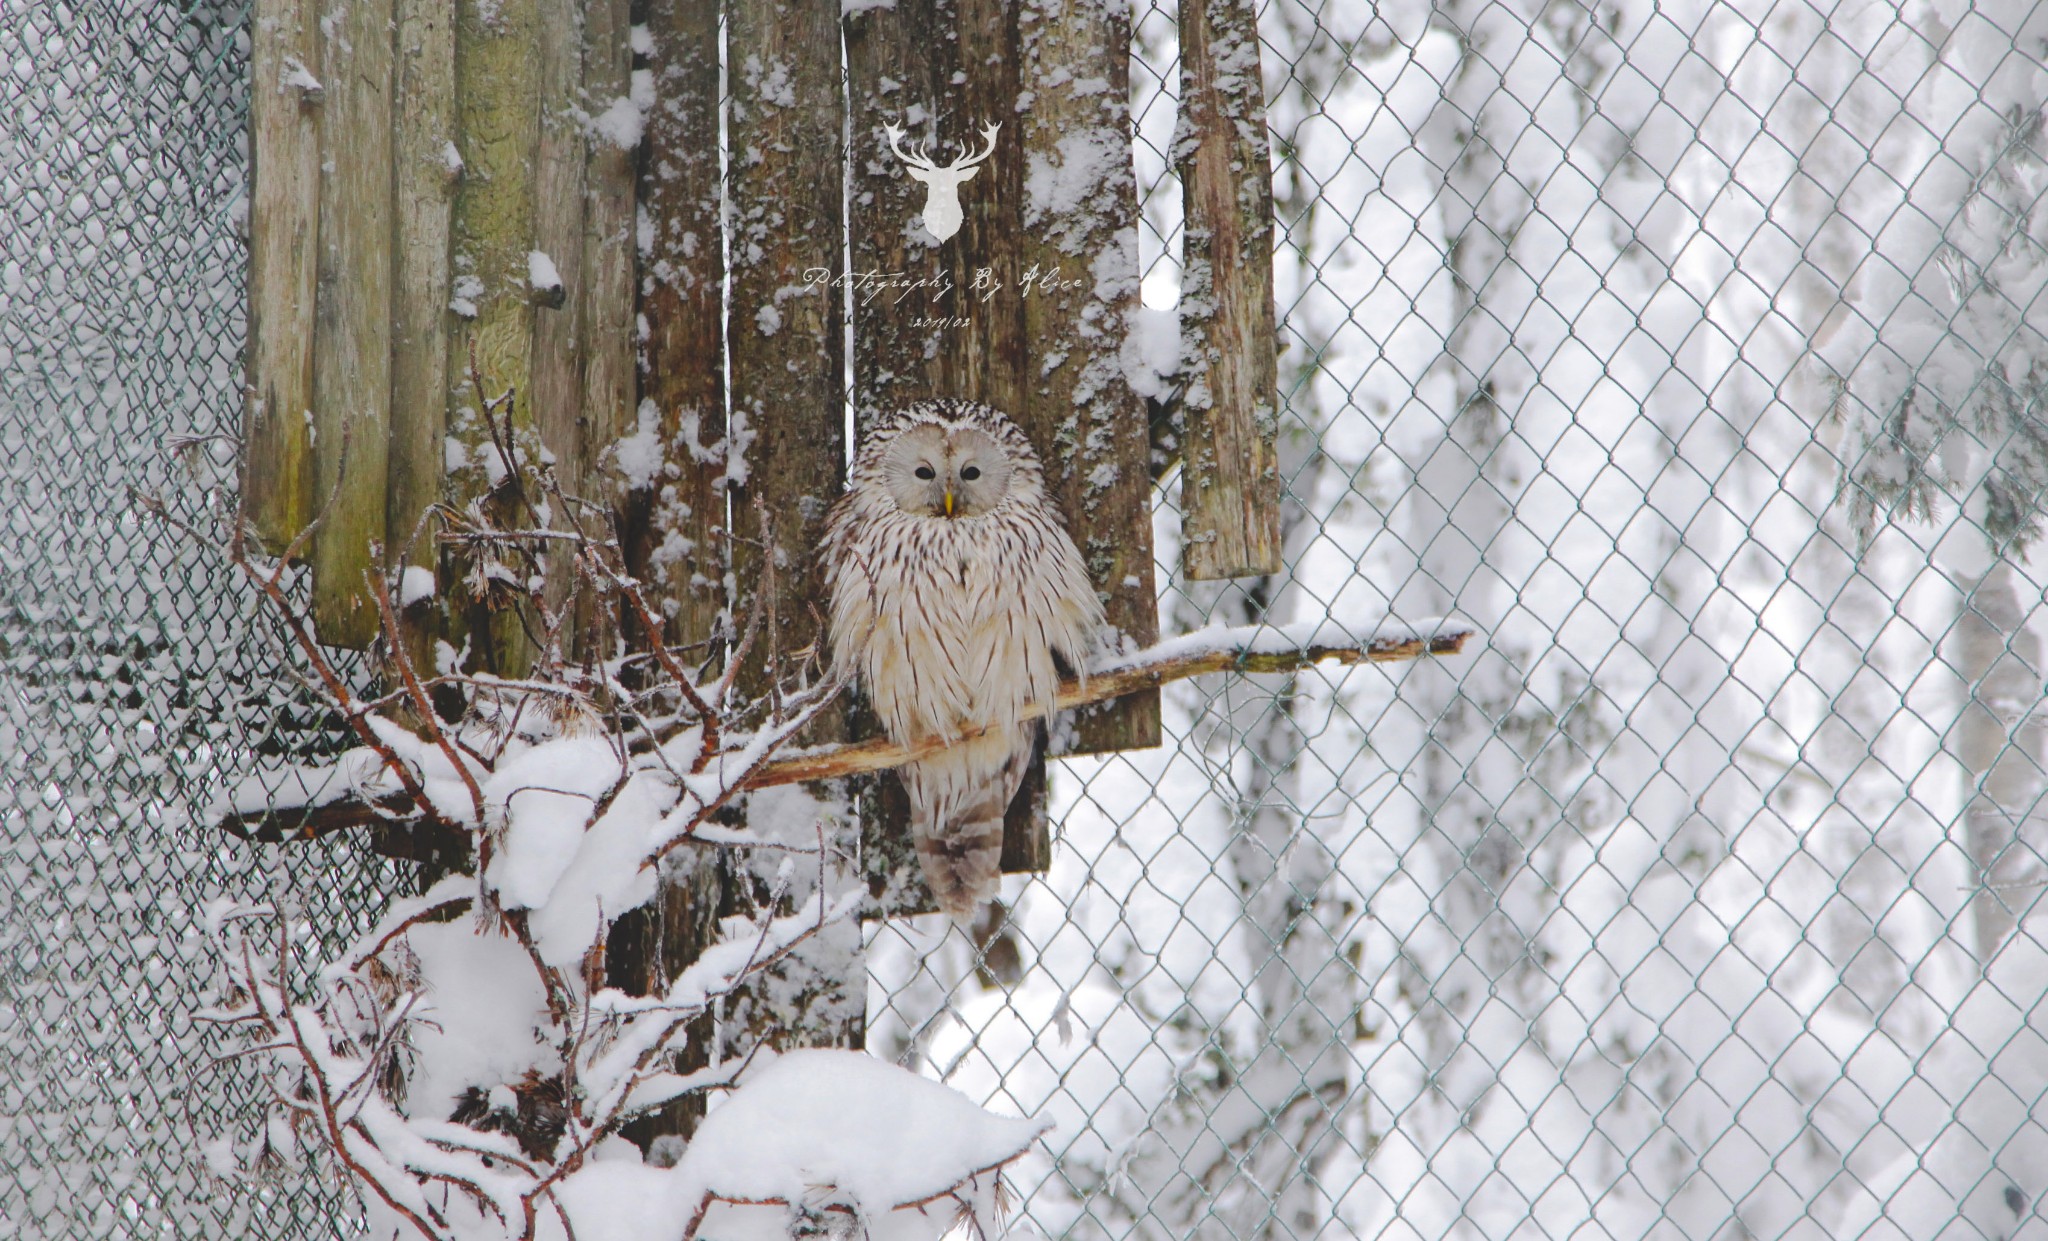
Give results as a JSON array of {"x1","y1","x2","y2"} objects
[{"x1": 8, "y1": 0, "x2": 2048, "y2": 1236}]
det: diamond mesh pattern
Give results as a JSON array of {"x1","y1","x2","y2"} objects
[
  {"x1": 10, "y1": 0, "x2": 2048, "y2": 1237},
  {"x1": 1, "y1": 2, "x2": 401, "y2": 1235},
  {"x1": 873, "y1": 1, "x2": 2048, "y2": 1237}
]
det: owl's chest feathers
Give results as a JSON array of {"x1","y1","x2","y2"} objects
[{"x1": 849, "y1": 512, "x2": 1066, "y2": 744}]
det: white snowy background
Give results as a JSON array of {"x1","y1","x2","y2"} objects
[{"x1": 5, "y1": 0, "x2": 2048, "y2": 1237}]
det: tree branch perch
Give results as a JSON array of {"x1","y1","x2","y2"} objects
[{"x1": 216, "y1": 620, "x2": 1472, "y2": 845}]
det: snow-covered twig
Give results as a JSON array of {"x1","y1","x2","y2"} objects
[
  {"x1": 735, "y1": 618, "x2": 1471, "y2": 787},
  {"x1": 215, "y1": 620, "x2": 1468, "y2": 843}
]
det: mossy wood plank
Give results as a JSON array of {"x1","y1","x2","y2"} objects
[
  {"x1": 449, "y1": 0, "x2": 542, "y2": 674},
  {"x1": 629, "y1": 0, "x2": 725, "y2": 652},
  {"x1": 1175, "y1": 0, "x2": 1282, "y2": 580},
  {"x1": 578, "y1": 0, "x2": 636, "y2": 529},
  {"x1": 1018, "y1": 0, "x2": 1160, "y2": 754},
  {"x1": 243, "y1": 0, "x2": 321, "y2": 552},
  {"x1": 386, "y1": 0, "x2": 457, "y2": 706},
  {"x1": 389, "y1": 0, "x2": 456, "y2": 576},
  {"x1": 310, "y1": 0, "x2": 396, "y2": 648},
  {"x1": 529, "y1": 0, "x2": 588, "y2": 648}
]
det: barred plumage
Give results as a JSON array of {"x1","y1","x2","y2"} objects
[{"x1": 822, "y1": 399, "x2": 1103, "y2": 922}]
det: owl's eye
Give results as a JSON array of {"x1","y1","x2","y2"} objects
[
  {"x1": 914, "y1": 465, "x2": 936, "y2": 480},
  {"x1": 960, "y1": 465, "x2": 981, "y2": 481}
]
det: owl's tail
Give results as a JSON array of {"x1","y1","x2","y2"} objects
[
  {"x1": 915, "y1": 809, "x2": 1006, "y2": 924},
  {"x1": 908, "y1": 730, "x2": 1036, "y2": 924}
]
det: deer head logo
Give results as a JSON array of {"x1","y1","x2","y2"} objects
[{"x1": 882, "y1": 121, "x2": 1001, "y2": 243}]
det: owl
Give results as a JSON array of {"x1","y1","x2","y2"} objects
[{"x1": 822, "y1": 399, "x2": 1103, "y2": 922}]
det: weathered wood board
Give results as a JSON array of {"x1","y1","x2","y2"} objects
[
  {"x1": 727, "y1": 0, "x2": 846, "y2": 707},
  {"x1": 243, "y1": 0, "x2": 320, "y2": 552},
  {"x1": 1176, "y1": 0, "x2": 1283, "y2": 579},
  {"x1": 239, "y1": 0, "x2": 1282, "y2": 927},
  {"x1": 309, "y1": 0, "x2": 395, "y2": 648},
  {"x1": 631, "y1": 0, "x2": 727, "y2": 653},
  {"x1": 388, "y1": 0, "x2": 455, "y2": 576},
  {"x1": 1018, "y1": 0, "x2": 1161, "y2": 752},
  {"x1": 845, "y1": 0, "x2": 1162, "y2": 913}
]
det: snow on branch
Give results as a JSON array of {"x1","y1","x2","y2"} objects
[
  {"x1": 215, "y1": 618, "x2": 1471, "y2": 845},
  {"x1": 749, "y1": 618, "x2": 1472, "y2": 789}
]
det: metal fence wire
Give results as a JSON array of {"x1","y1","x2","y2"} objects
[{"x1": 9, "y1": 0, "x2": 2048, "y2": 1236}]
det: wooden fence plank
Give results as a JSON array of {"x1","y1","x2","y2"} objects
[
  {"x1": 630, "y1": 0, "x2": 725, "y2": 652},
  {"x1": 389, "y1": 0, "x2": 456, "y2": 574},
  {"x1": 450, "y1": 0, "x2": 542, "y2": 673},
  {"x1": 929, "y1": 0, "x2": 1027, "y2": 415},
  {"x1": 1018, "y1": 0, "x2": 1161, "y2": 753},
  {"x1": 578, "y1": 0, "x2": 636, "y2": 522},
  {"x1": 846, "y1": 0, "x2": 1057, "y2": 912},
  {"x1": 529, "y1": 0, "x2": 588, "y2": 649},
  {"x1": 727, "y1": 0, "x2": 845, "y2": 694},
  {"x1": 602, "y1": 0, "x2": 721, "y2": 1147},
  {"x1": 243, "y1": 0, "x2": 321, "y2": 552},
  {"x1": 726, "y1": 0, "x2": 858, "y2": 1041},
  {"x1": 1176, "y1": 0, "x2": 1282, "y2": 580},
  {"x1": 310, "y1": 0, "x2": 396, "y2": 648},
  {"x1": 843, "y1": 0, "x2": 936, "y2": 427}
]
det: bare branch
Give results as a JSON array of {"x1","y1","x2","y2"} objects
[{"x1": 212, "y1": 624, "x2": 1471, "y2": 844}]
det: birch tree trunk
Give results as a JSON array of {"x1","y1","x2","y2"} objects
[{"x1": 1952, "y1": 561, "x2": 2048, "y2": 960}]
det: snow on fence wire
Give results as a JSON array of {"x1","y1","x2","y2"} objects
[{"x1": 9, "y1": 0, "x2": 2048, "y2": 1237}]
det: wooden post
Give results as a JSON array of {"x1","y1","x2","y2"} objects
[
  {"x1": 843, "y1": 0, "x2": 937, "y2": 427},
  {"x1": 243, "y1": 0, "x2": 321, "y2": 553},
  {"x1": 632, "y1": 0, "x2": 727, "y2": 651},
  {"x1": 1176, "y1": 0, "x2": 1282, "y2": 580},
  {"x1": 529, "y1": 0, "x2": 589, "y2": 650},
  {"x1": 388, "y1": 0, "x2": 456, "y2": 576},
  {"x1": 726, "y1": 0, "x2": 859, "y2": 1043},
  {"x1": 609, "y1": 0, "x2": 727, "y2": 1146},
  {"x1": 930, "y1": 0, "x2": 1028, "y2": 416},
  {"x1": 310, "y1": 0, "x2": 396, "y2": 648},
  {"x1": 450, "y1": 0, "x2": 542, "y2": 673},
  {"x1": 529, "y1": 0, "x2": 587, "y2": 453},
  {"x1": 1018, "y1": 0, "x2": 1161, "y2": 753},
  {"x1": 727, "y1": 0, "x2": 846, "y2": 686},
  {"x1": 846, "y1": 0, "x2": 1047, "y2": 912},
  {"x1": 848, "y1": 0, "x2": 1161, "y2": 911},
  {"x1": 578, "y1": 0, "x2": 636, "y2": 537}
]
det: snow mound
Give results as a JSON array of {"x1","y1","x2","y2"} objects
[{"x1": 673, "y1": 1050, "x2": 1047, "y2": 1236}]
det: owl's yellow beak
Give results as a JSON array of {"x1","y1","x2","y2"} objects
[{"x1": 942, "y1": 487, "x2": 955, "y2": 518}]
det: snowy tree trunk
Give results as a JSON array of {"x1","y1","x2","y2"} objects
[
  {"x1": 1399, "y1": 5, "x2": 1547, "y2": 1203},
  {"x1": 1208, "y1": 671, "x2": 1356, "y2": 1238},
  {"x1": 1952, "y1": 561, "x2": 2047, "y2": 960}
]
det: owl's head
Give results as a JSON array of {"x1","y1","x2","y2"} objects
[{"x1": 873, "y1": 415, "x2": 1019, "y2": 520}]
